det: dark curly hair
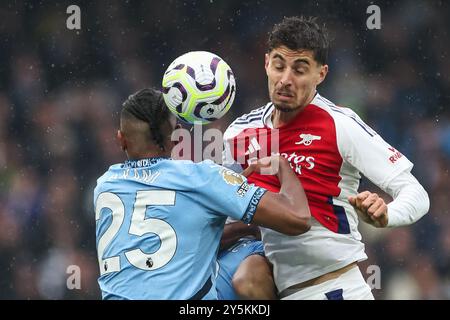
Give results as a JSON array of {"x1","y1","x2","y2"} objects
[
  {"x1": 121, "y1": 88, "x2": 170, "y2": 151},
  {"x1": 267, "y1": 16, "x2": 330, "y2": 65}
]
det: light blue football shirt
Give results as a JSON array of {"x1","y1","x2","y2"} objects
[
  {"x1": 216, "y1": 238, "x2": 264, "y2": 300},
  {"x1": 94, "y1": 157, "x2": 266, "y2": 300}
]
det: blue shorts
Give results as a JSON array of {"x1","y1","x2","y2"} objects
[{"x1": 216, "y1": 238, "x2": 264, "y2": 300}]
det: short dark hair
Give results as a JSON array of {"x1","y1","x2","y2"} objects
[
  {"x1": 121, "y1": 88, "x2": 170, "y2": 151},
  {"x1": 267, "y1": 16, "x2": 330, "y2": 65}
]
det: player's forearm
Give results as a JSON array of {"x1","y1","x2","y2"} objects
[
  {"x1": 251, "y1": 157, "x2": 311, "y2": 235},
  {"x1": 277, "y1": 159, "x2": 311, "y2": 223},
  {"x1": 385, "y1": 171, "x2": 430, "y2": 227}
]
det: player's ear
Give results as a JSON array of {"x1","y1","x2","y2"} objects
[
  {"x1": 117, "y1": 130, "x2": 127, "y2": 151},
  {"x1": 264, "y1": 53, "x2": 270, "y2": 73},
  {"x1": 171, "y1": 122, "x2": 182, "y2": 147},
  {"x1": 169, "y1": 114, "x2": 180, "y2": 130},
  {"x1": 316, "y1": 64, "x2": 328, "y2": 86}
]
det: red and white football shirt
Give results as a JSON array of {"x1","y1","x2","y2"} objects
[{"x1": 223, "y1": 93, "x2": 413, "y2": 291}]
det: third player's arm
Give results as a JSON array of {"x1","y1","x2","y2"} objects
[
  {"x1": 251, "y1": 157, "x2": 311, "y2": 236},
  {"x1": 220, "y1": 222, "x2": 260, "y2": 250}
]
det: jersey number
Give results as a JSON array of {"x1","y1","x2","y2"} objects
[{"x1": 95, "y1": 190, "x2": 177, "y2": 276}]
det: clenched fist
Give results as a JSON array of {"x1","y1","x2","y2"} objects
[{"x1": 348, "y1": 191, "x2": 389, "y2": 228}]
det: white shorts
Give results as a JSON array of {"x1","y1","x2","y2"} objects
[{"x1": 281, "y1": 266, "x2": 374, "y2": 300}]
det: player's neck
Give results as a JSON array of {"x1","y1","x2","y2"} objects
[
  {"x1": 271, "y1": 91, "x2": 316, "y2": 128},
  {"x1": 127, "y1": 149, "x2": 171, "y2": 160},
  {"x1": 271, "y1": 105, "x2": 305, "y2": 128}
]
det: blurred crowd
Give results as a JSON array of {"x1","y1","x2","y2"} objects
[{"x1": 0, "y1": 0, "x2": 449, "y2": 299}]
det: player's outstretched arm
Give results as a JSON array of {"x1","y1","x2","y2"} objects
[{"x1": 250, "y1": 156, "x2": 311, "y2": 236}]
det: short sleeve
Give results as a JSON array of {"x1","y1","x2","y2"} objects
[
  {"x1": 222, "y1": 134, "x2": 244, "y2": 173},
  {"x1": 190, "y1": 160, "x2": 267, "y2": 223},
  {"x1": 334, "y1": 109, "x2": 413, "y2": 189}
]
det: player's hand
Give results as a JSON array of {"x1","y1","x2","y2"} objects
[
  {"x1": 348, "y1": 191, "x2": 389, "y2": 228},
  {"x1": 242, "y1": 155, "x2": 286, "y2": 177}
]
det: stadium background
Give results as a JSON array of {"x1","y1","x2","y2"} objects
[{"x1": 0, "y1": 0, "x2": 449, "y2": 299}]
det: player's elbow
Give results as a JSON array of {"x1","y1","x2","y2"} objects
[
  {"x1": 285, "y1": 208, "x2": 311, "y2": 236},
  {"x1": 285, "y1": 222, "x2": 310, "y2": 236},
  {"x1": 419, "y1": 185, "x2": 430, "y2": 219},
  {"x1": 388, "y1": 181, "x2": 430, "y2": 227},
  {"x1": 410, "y1": 182, "x2": 430, "y2": 222},
  {"x1": 290, "y1": 218, "x2": 311, "y2": 235}
]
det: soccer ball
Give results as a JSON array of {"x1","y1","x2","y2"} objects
[{"x1": 162, "y1": 51, "x2": 236, "y2": 124}]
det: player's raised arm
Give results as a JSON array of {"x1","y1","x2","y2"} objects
[{"x1": 249, "y1": 156, "x2": 311, "y2": 235}]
